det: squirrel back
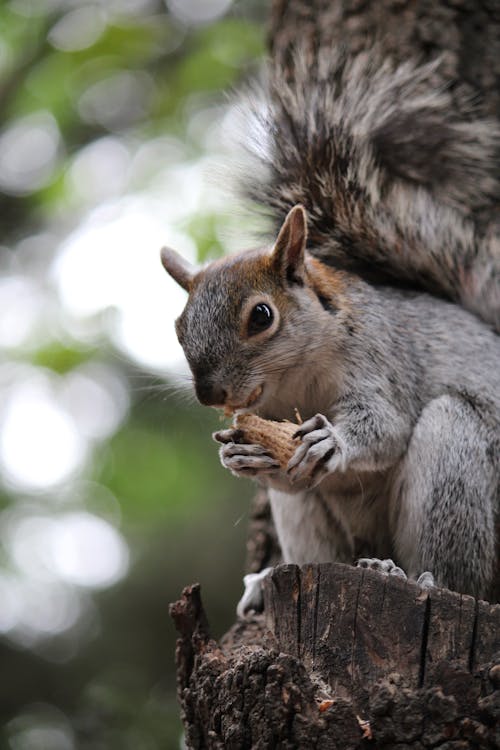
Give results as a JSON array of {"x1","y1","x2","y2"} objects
[{"x1": 238, "y1": 46, "x2": 500, "y2": 332}]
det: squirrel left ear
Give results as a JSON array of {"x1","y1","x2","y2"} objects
[
  {"x1": 272, "y1": 204, "x2": 308, "y2": 283},
  {"x1": 160, "y1": 247, "x2": 196, "y2": 292}
]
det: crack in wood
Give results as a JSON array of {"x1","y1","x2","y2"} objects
[
  {"x1": 296, "y1": 566, "x2": 302, "y2": 661},
  {"x1": 350, "y1": 567, "x2": 364, "y2": 692},
  {"x1": 468, "y1": 597, "x2": 480, "y2": 673},
  {"x1": 418, "y1": 593, "x2": 431, "y2": 688},
  {"x1": 311, "y1": 565, "x2": 320, "y2": 670}
]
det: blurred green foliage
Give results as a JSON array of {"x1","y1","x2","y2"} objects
[
  {"x1": 31, "y1": 342, "x2": 98, "y2": 373},
  {"x1": 0, "y1": 1, "x2": 266, "y2": 749}
]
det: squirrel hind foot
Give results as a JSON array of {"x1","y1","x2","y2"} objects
[
  {"x1": 356, "y1": 558, "x2": 436, "y2": 591},
  {"x1": 236, "y1": 567, "x2": 273, "y2": 618}
]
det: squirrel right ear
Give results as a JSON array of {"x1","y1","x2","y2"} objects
[
  {"x1": 271, "y1": 204, "x2": 308, "y2": 283},
  {"x1": 160, "y1": 247, "x2": 196, "y2": 292}
]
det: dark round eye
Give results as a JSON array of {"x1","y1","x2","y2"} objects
[{"x1": 247, "y1": 303, "x2": 274, "y2": 336}]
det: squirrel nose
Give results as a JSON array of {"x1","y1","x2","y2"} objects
[{"x1": 195, "y1": 378, "x2": 227, "y2": 407}]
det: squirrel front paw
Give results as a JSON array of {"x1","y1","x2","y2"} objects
[
  {"x1": 213, "y1": 428, "x2": 280, "y2": 477},
  {"x1": 287, "y1": 413, "x2": 345, "y2": 487}
]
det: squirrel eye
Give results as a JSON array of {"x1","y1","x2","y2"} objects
[{"x1": 247, "y1": 303, "x2": 274, "y2": 336}]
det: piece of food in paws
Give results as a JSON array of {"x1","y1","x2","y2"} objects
[{"x1": 234, "y1": 413, "x2": 300, "y2": 469}]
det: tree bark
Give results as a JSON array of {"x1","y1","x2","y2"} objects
[
  {"x1": 171, "y1": 565, "x2": 500, "y2": 749},
  {"x1": 171, "y1": 2, "x2": 500, "y2": 746}
]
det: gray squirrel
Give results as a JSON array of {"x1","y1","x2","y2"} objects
[{"x1": 161, "y1": 46, "x2": 500, "y2": 608}]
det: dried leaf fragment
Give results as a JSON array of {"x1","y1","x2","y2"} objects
[
  {"x1": 356, "y1": 715, "x2": 373, "y2": 740},
  {"x1": 318, "y1": 699, "x2": 335, "y2": 712}
]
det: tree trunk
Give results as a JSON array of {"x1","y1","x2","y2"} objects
[{"x1": 171, "y1": 2, "x2": 500, "y2": 746}]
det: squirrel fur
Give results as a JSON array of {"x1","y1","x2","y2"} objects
[{"x1": 161, "y1": 47, "x2": 500, "y2": 603}]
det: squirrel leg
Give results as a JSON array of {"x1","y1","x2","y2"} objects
[
  {"x1": 391, "y1": 394, "x2": 497, "y2": 599},
  {"x1": 268, "y1": 488, "x2": 354, "y2": 567}
]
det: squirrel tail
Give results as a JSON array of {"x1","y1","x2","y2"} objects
[{"x1": 239, "y1": 46, "x2": 500, "y2": 332}]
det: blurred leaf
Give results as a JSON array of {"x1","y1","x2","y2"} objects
[
  {"x1": 202, "y1": 18, "x2": 264, "y2": 67},
  {"x1": 184, "y1": 213, "x2": 223, "y2": 261},
  {"x1": 98, "y1": 416, "x2": 230, "y2": 522},
  {"x1": 84, "y1": 18, "x2": 174, "y2": 67},
  {"x1": 14, "y1": 52, "x2": 79, "y2": 126},
  {"x1": 153, "y1": 18, "x2": 264, "y2": 122},
  {"x1": 177, "y1": 19, "x2": 263, "y2": 94},
  {"x1": 31, "y1": 342, "x2": 96, "y2": 373}
]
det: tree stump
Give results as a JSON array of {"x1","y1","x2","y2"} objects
[{"x1": 170, "y1": 564, "x2": 500, "y2": 749}]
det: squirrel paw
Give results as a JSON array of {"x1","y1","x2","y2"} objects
[
  {"x1": 213, "y1": 429, "x2": 280, "y2": 477},
  {"x1": 416, "y1": 571, "x2": 435, "y2": 590},
  {"x1": 356, "y1": 559, "x2": 436, "y2": 590},
  {"x1": 356, "y1": 557, "x2": 407, "y2": 579},
  {"x1": 287, "y1": 413, "x2": 345, "y2": 487},
  {"x1": 236, "y1": 567, "x2": 273, "y2": 618}
]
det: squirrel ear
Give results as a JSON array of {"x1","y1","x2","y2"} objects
[
  {"x1": 272, "y1": 204, "x2": 308, "y2": 283},
  {"x1": 160, "y1": 247, "x2": 196, "y2": 292}
]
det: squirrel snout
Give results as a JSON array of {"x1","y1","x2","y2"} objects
[{"x1": 194, "y1": 377, "x2": 227, "y2": 407}]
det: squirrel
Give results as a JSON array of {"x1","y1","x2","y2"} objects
[{"x1": 160, "y1": 45, "x2": 500, "y2": 609}]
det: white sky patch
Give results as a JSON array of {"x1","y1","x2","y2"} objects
[
  {"x1": 0, "y1": 506, "x2": 129, "y2": 638},
  {"x1": 67, "y1": 136, "x2": 132, "y2": 205},
  {"x1": 54, "y1": 195, "x2": 194, "y2": 372},
  {"x1": 0, "y1": 571, "x2": 83, "y2": 644},
  {"x1": 47, "y1": 512, "x2": 130, "y2": 588},
  {"x1": 166, "y1": 0, "x2": 233, "y2": 26},
  {"x1": 78, "y1": 70, "x2": 155, "y2": 130},
  {"x1": 48, "y1": 5, "x2": 107, "y2": 52},
  {"x1": 0, "y1": 377, "x2": 86, "y2": 492},
  {"x1": 0, "y1": 111, "x2": 61, "y2": 195},
  {"x1": 7, "y1": 514, "x2": 60, "y2": 582},
  {"x1": 0, "y1": 275, "x2": 46, "y2": 348},
  {"x1": 61, "y1": 364, "x2": 130, "y2": 441}
]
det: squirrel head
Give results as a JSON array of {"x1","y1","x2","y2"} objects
[{"x1": 161, "y1": 205, "x2": 348, "y2": 414}]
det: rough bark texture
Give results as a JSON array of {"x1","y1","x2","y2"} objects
[
  {"x1": 171, "y1": 2, "x2": 500, "y2": 747},
  {"x1": 170, "y1": 565, "x2": 500, "y2": 749}
]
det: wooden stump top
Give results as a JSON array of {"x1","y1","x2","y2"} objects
[{"x1": 263, "y1": 563, "x2": 500, "y2": 712}]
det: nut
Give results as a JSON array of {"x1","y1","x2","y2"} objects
[{"x1": 234, "y1": 413, "x2": 300, "y2": 468}]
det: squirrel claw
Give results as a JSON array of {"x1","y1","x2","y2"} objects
[
  {"x1": 213, "y1": 428, "x2": 244, "y2": 444},
  {"x1": 287, "y1": 414, "x2": 341, "y2": 486}
]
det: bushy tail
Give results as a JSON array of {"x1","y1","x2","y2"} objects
[{"x1": 240, "y1": 46, "x2": 500, "y2": 331}]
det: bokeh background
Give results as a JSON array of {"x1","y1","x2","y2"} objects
[{"x1": 0, "y1": 1, "x2": 266, "y2": 747}]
